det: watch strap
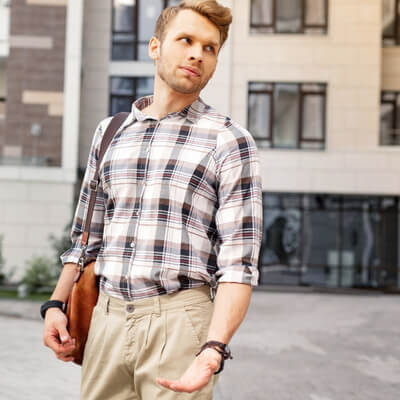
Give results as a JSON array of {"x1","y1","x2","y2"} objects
[
  {"x1": 40, "y1": 300, "x2": 66, "y2": 320},
  {"x1": 195, "y1": 340, "x2": 233, "y2": 374}
]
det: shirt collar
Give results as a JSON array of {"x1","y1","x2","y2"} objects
[{"x1": 130, "y1": 94, "x2": 208, "y2": 124}]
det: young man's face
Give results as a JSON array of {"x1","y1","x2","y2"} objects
[{"x1": 151, "y1": 9, "x2": 221, "y2": 95}]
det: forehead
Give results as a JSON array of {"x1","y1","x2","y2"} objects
[{"x1": 165, "y1": 9, "x2": 220, "y2": 45}]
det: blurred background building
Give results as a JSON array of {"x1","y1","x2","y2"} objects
[{"x1": 0, "y1": 0, "x2": 399, "y2": 291}]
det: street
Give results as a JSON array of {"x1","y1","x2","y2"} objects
[{"x1": 0, "y1": 290, "x2": 399, "y2": 399}]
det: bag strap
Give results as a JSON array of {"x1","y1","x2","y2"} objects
[{"x1": 80, "y1": 112, "x2": 130, "y2": 251}]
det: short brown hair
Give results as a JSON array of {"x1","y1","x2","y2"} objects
[{"x1": 154, "y1": 0, "x2": 232, "y2": 50}]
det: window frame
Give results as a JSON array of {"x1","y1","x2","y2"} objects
[
  {"x1": 247, "y1": 82, "x2": 327, "y2": 150},
  {"x1": 111, "y1": 0, "x2": 175, "y2": 61},
  {"x1": 380, "y1": 91, "x2": 400, "y2": 145},
  {"x1": 108, "y1": 76, "x2": 154, "y2": 115},
  {"x1": 249, "y1": 0, "x2": 329, "y2": 35},
  {"x1": 382, "y1": 0, "x2": 400, "y2": 46}
]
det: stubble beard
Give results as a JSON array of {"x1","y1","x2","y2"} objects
[{"x1": 156, "y1": 47, "x2": 212, "y2": 95}]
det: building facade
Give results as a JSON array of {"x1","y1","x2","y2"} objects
[{"x1": 0, "y1": 0, "x2": 399, "y2": 290}]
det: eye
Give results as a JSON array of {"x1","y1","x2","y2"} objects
[
  {"x1": 205, "y1": 45, "x2": 215, "y2": 53},
  {"x1": 180, "y1": 37, "x2": 191, "y2": 44}
]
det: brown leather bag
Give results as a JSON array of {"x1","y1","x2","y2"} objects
[{"x1": 66, "y1": 112, "x2": 129, "y2": 365}]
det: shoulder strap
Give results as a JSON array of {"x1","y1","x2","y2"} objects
[{"x1": 80, "y1": 112, "x2": 130, "y2": 248}]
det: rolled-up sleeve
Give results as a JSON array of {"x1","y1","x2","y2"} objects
[
  {"x1": 60, "y1": 117, "x2": 112, "y2": 266},
  {"x1": 214, "y1": 123, "x2": 263, "y2": 286}
]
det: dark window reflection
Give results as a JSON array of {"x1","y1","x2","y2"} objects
[
  {"x1": 109, "y1": 76, "x2": 154, "y2": 115},
  {"x1": 259, "y1": 193, "x2": 400, "y2": 289}
]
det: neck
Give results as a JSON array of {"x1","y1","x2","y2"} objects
[{"x1": 142, "y1": 74, "x2": 200, "y2": 120}]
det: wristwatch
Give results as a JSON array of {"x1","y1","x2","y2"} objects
[
  {"x1": 40, "y1": 300, "x2": 66, "y2": 320},
  {"x1": 195, "y1": 340, "x2": 233, "y2": 374}
]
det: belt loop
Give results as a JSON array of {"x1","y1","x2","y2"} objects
[
  {"x1": 105, "y1": 297, "x2": 110, "y2": 315},
  {"x1": 153, "y1": 295, "x2": 161, "y2": 317}
]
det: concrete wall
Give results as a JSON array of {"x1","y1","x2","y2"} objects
[
  {"x1": 79, "y1": 0, "x2": 112, "y2": 169},
  {"x1": 229, "y1": 0, "x2": 400, "y2": 195},
  {"x1": 0, "y1": 179, "x2": 74, "y2": 281}
]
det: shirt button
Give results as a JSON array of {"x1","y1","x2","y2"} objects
[{"x1": 126, "y1": 304, "x2": 135, "y2": 313}]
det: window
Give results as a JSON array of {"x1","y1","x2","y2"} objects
[
  {"x1": 248, "y1": 82, "x2": 326, "y2": 150},
  {"x1": 380, "y1": 91, "x2": 400, "y2": 145},
  {"x1": 250, "y1": 0, "x2": 328, "y2": 34},
  {"x1": 260, "y1": 193, "x2": 400, "y2": 289},
  {"x1": 383, "y1": 0, "x2": 400, "y2": 46},
  {"x1": 109, "y1": 76, "x2": 154, "y2": 115},
  {"x1": 0, "y1": 96, "x2": 5, "y2": 119},
  {"x1": 112, "y1": 0, "x2": 180, "y2": 61}
]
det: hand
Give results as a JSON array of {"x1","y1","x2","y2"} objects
[
  {"x1": 43, "y1": 308, "x2": 76, "y2": 362},
  {"x1": 157, "y1": 348, "x2": 222, "y2": 393}
]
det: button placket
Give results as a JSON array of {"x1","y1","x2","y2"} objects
[{"x1": 126, "y1": 123, "x2": 158, "y2": 291}]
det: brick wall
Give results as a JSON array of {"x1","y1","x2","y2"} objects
[{"x1": 1, "y1": 0, "x2": 66, "y2": 166}]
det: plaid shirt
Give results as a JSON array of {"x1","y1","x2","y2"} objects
[{"x1": 61, "y1": 95, "x2": 263, "y2": 300}]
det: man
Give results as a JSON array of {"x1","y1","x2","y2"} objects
[{"x1": 42, "y1": 1, "x2": 263, "y2": 399}]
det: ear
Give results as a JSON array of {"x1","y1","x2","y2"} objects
[{"x1": 148, "y1": 36, "x2": 161, "y2": 61}]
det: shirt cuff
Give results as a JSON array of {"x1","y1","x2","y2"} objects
[
  {"x1": 59, "y1": 246, "x2": 84, "y2": 266},
  {"x1": 216, "y1": 266, "x2": 259, "y2": 286}
]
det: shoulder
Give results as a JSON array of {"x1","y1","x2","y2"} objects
[{"x1": 194, "y1": 98, "x2": 257, "y2": 150}]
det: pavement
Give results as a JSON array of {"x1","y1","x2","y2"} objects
[{"x1": 1, "y1": 290, "x2": 400, "y2": 400}]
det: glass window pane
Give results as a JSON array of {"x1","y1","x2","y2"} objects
[
  {"x1": 251, "y1": 0, "x2": 273, "y2": 26},
  {"x1": 260, "y1": 195, "x2": 302, "y2": 285},
  {"x1": 397, "y1": 94, "x2": 400, "y2": 130},
  {"x1": 382, "y1": 91, "x2": 396, "y2": 101},
  {"x1": 136, "y1": 77, "x2": 154, "y2": 98},
  {"x1": 383, "y1": 0, "x2": 396, "y2": 38},
  {"x1": 397, "y1": 0, "x2": 400, "y2": 43},
  {"x1": 138, "y1": 0, "x2": 162, "y2": 41},
  {"x1": 112, "y1": 33, "x2": 135, "y2": 60},
  {"x1": 137, "y1": 42, "x2": 152, "y2": 61},
  {"x1": 113, "y1": 0, "x2": 136, "y2": 32},
  {"x1": 305, "y1": 0, "x2": 326, "y2": 26},
  {"x1": 380, "y1": 102, "x2": 396, "y2": 145},
  {"x1": 273, "y1": 84, "x2": 299, "y2": 148},
  {"x1": 301, "y1": 196, "x2": 340, "y2": 287},
  {"x1": 167, "y1": 0, "x2": 181, "y2": 6},
  {"x1": 248, "y1": 92, "x2": 270, "y2": 141},
  {"x1": 111, "y1": 77, "x2": 135, "y2": 95},
  {"x1": 276, "y1": 0, "x2": 302, "y2": 33},
  {"x1": 302, "y1": 94, "x2": 324, "y2": 140},
  {"x1": 111, "y1": 97, "x2": 133, "y2": 115}
]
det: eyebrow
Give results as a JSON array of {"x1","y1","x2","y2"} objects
[{"x1": 175, "y1": 32, "x2": 219, "y2": 49}]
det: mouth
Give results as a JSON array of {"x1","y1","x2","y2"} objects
[{"x1": 179, "y1": 66, "x2": 201, "y2": 77}]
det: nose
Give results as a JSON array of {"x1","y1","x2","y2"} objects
[{"x1": 188, "y1": 44, "x2": 203, "y2": 63}]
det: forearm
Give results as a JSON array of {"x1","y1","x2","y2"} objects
[
  {"x1": 50, "y1": 263, "x2": 77, "y2": 303},
  {"x1": 206, "y1": 282, "x2": 252, "y2": 343}
]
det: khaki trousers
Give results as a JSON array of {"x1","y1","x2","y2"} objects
[{"x1": 81, "y1": 285, "x2": 219, "y2": 400}]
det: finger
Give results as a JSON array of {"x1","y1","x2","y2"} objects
[
  {"x1": 56, "y1": 354, "x2": 75, "y2": 362},
  {"x1": 46, "y1": 336, "x2": 75, "y2": 354},
  {"x1": 156, "y1": 378, "x2": 177, "y2": 391},
  {"x1": 156, "y1": 378, "x2": 194, "y2": 393},
  {"x1": 57, "y1": 325, "x2": 72, "y2": 344}
]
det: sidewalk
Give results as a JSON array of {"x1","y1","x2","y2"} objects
[
  {"x1": 2, "y1": 290, "x2": 400, "y2": 400},
  {"x1": 0, "y1": 297, "x2": 42, "y2": 320}
]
